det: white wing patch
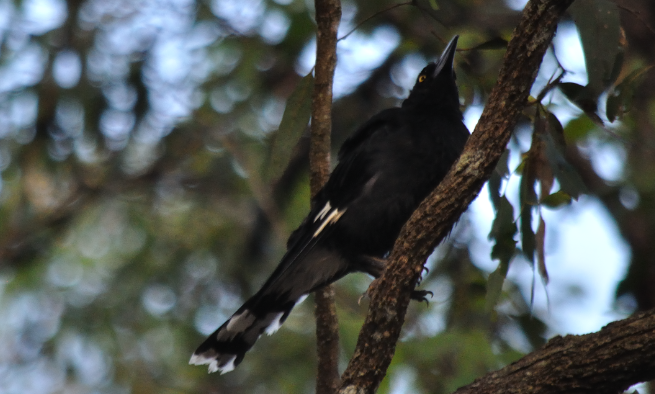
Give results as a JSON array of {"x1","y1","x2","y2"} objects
[
  {"x1": 314, "y1": 202, "x2": 332, "y2": 222},
  {"x1": 313, "y1": 201, "x2": 347, "y2": 237},
  {"x1": 189, "y1": 353, "x2": 236, "y2": 374},
  {"x1": 226, "y1": 310, "x2": 256, "y2": 333},
  {"x1": 265, "y1": 312, "x2": 285, "y2": 335},
  {"x1": 295, "y1": 294, "x2": 309, "y2": 306},
  {"x1": 219, "y1": 355, "x2": 237, "y2": 374}
]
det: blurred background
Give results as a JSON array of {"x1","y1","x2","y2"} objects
[{"x1": 0, "y1": 0, "x2": 653, "y2": 392}]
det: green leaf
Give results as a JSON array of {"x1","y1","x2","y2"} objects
[
  {"x1": 520, "y1": 204, "x2": 535, "y2": 263},
  {"x1": 520, "y1": 115, "x2": 540, "y2": 207},
  {"x1": 428, "y1": 0, "x2": 439, "y2": 10},
  {"x1": 541, "y1": 111, "x2": 588, "y2": 199},
  {"x1": 569, "y1": 0, "x2": 621, "y2": 97},
  {"x1": 485, "y1": 260, "x2": 510, "y2": 313},
  {"x1": 487, "y1": 195, "x2": 517, "y2": 313},
  {"x1": 488, "y1": 195, "x2": 518, "y2": 263},
  {"x1": 541, "y1": 190, "x2": 572, "y2": 208},
  {"x1": 564, "y1": 115, "x2": 595, "y2": 141},
  {"x1": 543, "y1": 133, "x2": 588, "y2": 199},
  {"x1": 514, "y1": 155, "x2": 526, "y2": 174},
  {"x1": 266, "y1": 72, "x2": 314, "y2": 181},
  {"x1": 536, "y1": 215, "x2": 549, "y2": 285},
  {"x1": 519, "y1": 154, "x2": 536, "y2": 263},
  {"x1": 545, "y1": 111, "x2": 565, "y2": 144}
]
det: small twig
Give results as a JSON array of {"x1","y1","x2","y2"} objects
[
  {"x1": 312, "y1": 0, "x2": 342, "y2": 392},
  {"x1": 427, "y1": 29, "x2": 453, "y2": 46},
  {"x1": 338, "y1": 2, "x2": 413, "y2": 42},
  {"x1": 412, "y1": 1, "x2": 447, "y2": 42},
  {"x1": 535, "y1": 70, "x2": 565, "y2": 103}
]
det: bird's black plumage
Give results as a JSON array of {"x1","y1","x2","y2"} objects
[{"x1": 190, "y1": 36, "x2": 469, "y2": 374}]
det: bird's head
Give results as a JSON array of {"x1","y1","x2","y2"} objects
[{"x1": 403, "y1": 35, "x2": 461, "y2": 116}]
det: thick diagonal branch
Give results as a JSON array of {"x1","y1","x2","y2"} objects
[
  {"x1": 454, "y1": 309, "x2": 655, "y2": 394},
  {"x1": 338, "y1": 0, "x2": 575, "y2": 392}
]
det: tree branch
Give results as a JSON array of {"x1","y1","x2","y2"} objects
[
  {"x1": 311, "y1": 0, "x2": 342, "y2": 393},
  {"x1": 338, "y1": 0, "x2": 574, "y2": 392},
  {"x1": 454, "y1": 309, "x2": 655, "y2": 394}
]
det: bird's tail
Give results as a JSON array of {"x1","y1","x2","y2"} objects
[{"x1": 189, "y1": 292, "x2": 309, "y2": 374}]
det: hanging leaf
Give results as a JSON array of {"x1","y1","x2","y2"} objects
[
  {"x1": 517, "y1": 109, "x2": 547, "y2": 264},
  {"x1": 543, "y1": 111, "x2": 588, "y2": 199},
  {"x1": 486, "y1": 195, "x2": 517, "y2": 312},
  {"x1": 536, "y1": 113, "x2": 556, "y2": 197},
  {"x1": 543, "y1": 133, "x2": 587, "y2": 199},
  {"x1": 266, "y1": 72, "x2": 314, "y2": 181},
  {"x1": 485, "y1": 259, "x2": 510, "y2": 313},
  {"x1": 488, "y1": 149, "x2": 510, "y2": 211},
  {"x1": 519, "y1": 154, "x2": 539, "y2": 206},
  {"x1": 536, "y1": 215, "x2": 549, "y2": 285},
  {"x1": 545, "y1": 111, "x2": 566, "y2": 147},
  {"x1": 529, "y1": 112, "x2": 573, "y2": 208},
  {"x1": 519, "y1": 172, "x2": 536, "y2": 263},
  {"x1": 488, "y1": 195, "x2": 518, "y2": 263}
]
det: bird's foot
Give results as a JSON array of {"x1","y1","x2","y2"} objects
[
  {"x1": 411, "y1": 289, "x2": 433, "y2": 305},
  {"x1": 360, "y1": 278, "x2": 432, "y2": 306}
]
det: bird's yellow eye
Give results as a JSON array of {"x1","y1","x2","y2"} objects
[{"x1": 418, "y1": 75, "x2": 426, "y2": 83}]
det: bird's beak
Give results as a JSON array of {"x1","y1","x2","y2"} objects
[{"x1": 432, "y1": 35, "x2": 459, "y2": 78}]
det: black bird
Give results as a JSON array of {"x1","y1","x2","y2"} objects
[{"x1": 190, "y1": 35, "x2": 469, "y2": 374}]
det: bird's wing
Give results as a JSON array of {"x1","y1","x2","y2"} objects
[
  {"x1": 337, "y1": 108, "x2": 401, "y2": 161},
  {"x1": 260, "y1": 108, "x2": 405, "y2": 294}
]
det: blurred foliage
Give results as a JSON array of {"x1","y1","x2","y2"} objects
[{"x1": 0, "y1": 0, "x2": 653, "y2": 393}]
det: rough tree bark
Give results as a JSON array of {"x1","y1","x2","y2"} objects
[
  {"x1": 452, "y1": 309, "x2": 655, "y2": 394},
  {"x1": 338, "y1": 0, "x2": 575, "y2": 392},
  {"x1": 311, "y1": 0, "x2": 342, "y2": 393}
]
